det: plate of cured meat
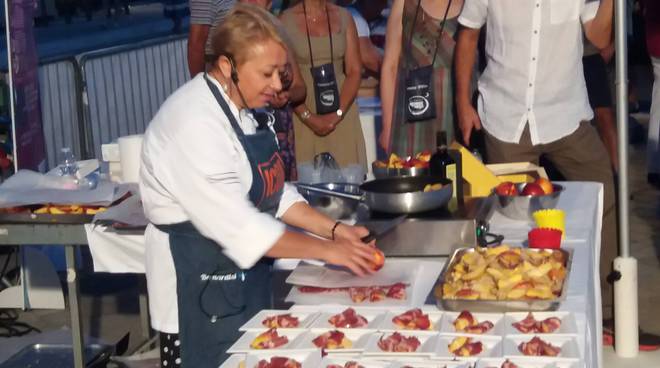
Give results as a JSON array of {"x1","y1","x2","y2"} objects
[
  {"x1": 475, "y1": 358, "x2": 582, "y2": 368},
  {"x1": 363, "y1": 331, "x2": 437, "y2": 357},
  {"x1": 227, "y1": 329, "x2": 309, "y2": 354},
  {"x1": 378, "y1": 308, "x2": 443, "y2": 331},
  {"x1": 286, "y1": 283, "x2": 409, "y2": 306},
  {"x1": 504, "y1": 312, "x2": 577, "y2": 335},
  {"x1": 240, "y1": 310, "x2": 319, "y2": 331},
  {"x1": 321, "y1": 357, "x2": 391, "y2": 368},
  {"x1": 243, "y1": 350, "x2": 322, "y2": 368},
  {"x1": 294, "y1": 329, "x2": 373, "y2": 354},
  {"x1": 435, "y1": 335, "x2": 503, "y2": 361},
  {"x1": 310, "y1": 307, "x2": 385, "y2": 329},
  {"x1": 439, "y1": 311, "x2": 504, "y2": 336},
  {"x1": 503, "y1": 335, "x2": 580, "y2": 361}
]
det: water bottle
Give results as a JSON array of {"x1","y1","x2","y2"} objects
[{"x1": 59, "y1": 147, "x2": 78, "y2": 177}]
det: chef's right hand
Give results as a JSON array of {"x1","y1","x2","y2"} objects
[
  {"x1": 457, "y1": 101, "x2": 482, "y2": 146},
  {"x1": 322, "y1": 239, "x2": 376, "y2": 277},
  {"x1": 306, "y1": 114, "x2": 336, "y2": 137}
]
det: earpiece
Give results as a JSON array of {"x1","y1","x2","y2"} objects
[{"x1": 229, "y1": 58, "x2": 239, "y2": 83}]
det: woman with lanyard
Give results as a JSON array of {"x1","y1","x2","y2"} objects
[
  {"x1": 139, "y1": 5, "x2": 377, "y2": 368},
  {"x1": 280, "y1": 0, "x2": 367, "y2": 170},
  {"x1": 379, "y1": 0, "x2": 465, "y2": 155}
]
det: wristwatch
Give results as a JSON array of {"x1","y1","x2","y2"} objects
[
  {"x1": 299, "y1": 109, "x2": 311, "y2": 121},
  {"x1": 336, "y1": 109, "x2": 343, "y2": 118}
]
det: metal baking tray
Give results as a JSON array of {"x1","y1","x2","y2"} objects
[
  {"x1": 0, "y1": 213, "x2": 94, "y2": 224},
  {"x1": 0, "y1": 343, "x2": 112, "y2": 368},
  {"x1": 434, "y1": 247, "x2": 573, "y2": 312}
]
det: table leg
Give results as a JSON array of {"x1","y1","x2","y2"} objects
[{"x1": 65, "y1": 245, "x2": 85, "y2": 368}]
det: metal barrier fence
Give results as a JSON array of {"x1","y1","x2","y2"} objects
[
  {"x1": 1, "y1": 34, "x2": 189, "y2": 169},
  {"x1": 37, "y1": 58, "x2": 85, "y2": 169},
  {"x1": 78, "y1": 35, "x2": 188, "y2": 159}
]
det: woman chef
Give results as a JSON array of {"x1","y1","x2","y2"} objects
[{"x1": 139, "y1": 4, "x2": 377, "y2": 368}]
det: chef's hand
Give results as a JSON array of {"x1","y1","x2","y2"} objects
[
  {"x1": 322, "y1": 239, "x2": 376, "y2": 277},
  {"x1": 334, "y1": 223, "x2": 372, "y2": 245},
  {"x1": 457, "y1": 100, "x2": 482, "y2": 146},
  {"x1": 270, "y1": 91, "x2": 290, "y2": 109},
  {"x1": 378, "y1": 128, "x2": 391, "y2": 153},
  {"x1": 306, "y1": 113, "x2": 336, "y2": 136}
]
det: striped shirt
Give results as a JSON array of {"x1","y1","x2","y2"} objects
[{"x1": 190, "y1": 0, "x2": 237, "y2": 56}]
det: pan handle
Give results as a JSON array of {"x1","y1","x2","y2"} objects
[{"x1": 296, "y1": 183, "x2": 363, "y2": 201}]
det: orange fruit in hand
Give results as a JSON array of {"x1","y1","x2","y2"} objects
[{"x1": 370, "y1": 249, "x2": 385, "y2": 271}]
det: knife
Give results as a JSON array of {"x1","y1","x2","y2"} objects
[{"x1": 360, "y1": 214, "x2": 407, "y2": 243}]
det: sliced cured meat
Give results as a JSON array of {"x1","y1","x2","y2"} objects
[
  {"x1": 312, "y1": 330, "x2": 352, "y2": 349},
  {"x1": 369, "y1": 287, "x2": 387, "y2": 302},
  {"x1": 386, "y1": 283, "x2": 407, "y2": 300},
  {"x1": 262, "y1": 313, "x2": 300, "y2": 328},
  {"x1": 328, "y1": 308, "x2": 369, "y2": 328},
  {"x1": 501, "y1": 360, "x2": 519, "y2": 368},
  {"x1": 511, "y1": 313, "x2": 562, "y2": 333},
  {"x1": 448, "y1": 336, "x2": 484, "y2": 357},
  {"x1": 255, "y1": 357, "x2": 302, "y2": 368},
  {"x1": 463, "y1": 320, "x2": 494, "y2": 334},
  {"x1": 392, "y1": 308, "x2": 431, "y2": 330},
  {"x1": 348, "y1": 287, "x2": 369, "y2": 303},
  {"x1": 539, "y1": 316, "x2": 562, "y2": 333},
  {"x1": 377, "y1": 332, "x2": 421, "y2": 352},
  {"x1": 250, "y1": 329, "x2": 289, "y2": 349},
  {"x1": 453, "y1": 310, "x2": 494, "y2": 334},
  {"x1": 343, "y1": 362, "x2": 365, "y2": 368},
  {"x1": 518, "y1": 336, "x2": 561, "y2": 356}
]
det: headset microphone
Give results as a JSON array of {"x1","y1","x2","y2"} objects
[{"x1": 229, "y1": 57, "x2": 239, "y2": 83}]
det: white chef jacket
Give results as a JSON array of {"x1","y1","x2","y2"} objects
[
  {"x1": 139, "y1": 74, "x2": 305, "y2": 333},
  {"x1": 459, "y1": 0, "x2": 600, "y2": 145}
]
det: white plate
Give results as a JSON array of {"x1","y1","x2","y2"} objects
[
  {"x1": 239, "y1": 310, "x2": 319, "y2": 331},
  {"x1": 226, "y1": 329, "x2": 309, "y2": 354},
  {"x1": 363, "y1": 331, "x2": 439, "y2": 357},
  {"x1": 439, "y1": 312, "x2": 505, "y2": 336},
  {"x1": 434, "y1": 334, "x2": 503, "y2": 361},
  {"x1": 378, "y1": 308, "x2": 444, "y2": 332},
  {"x1": 503, "y1": 335, "x2": 580, "y2": 362},
  {"x1": 295, "y1": 329, "x2": 375, "y2": 354},
  {"x1": 321, "y1": 356, "x2": 391, "y2": 368},
  {"x1": 387, "y1": 360, "x2": 472, "y2": 368},
  {"x1": 311, "y1": 308, "x2": 387, "y2": 329},
  {"x1": 504, "y1": 312, "x2": 578, "y2": 335},
  {"x1": 219, "y1": 354, "x2": 245, "y2": 368},
  {"x1": 476, "y1": 357, "x2": 584, "y2": 367},
  {"x1": 243, "y1": 350, "x2": 322, "y2": 368}
]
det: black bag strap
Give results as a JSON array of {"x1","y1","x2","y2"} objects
[
  {"x1": 302, "y1": 0, "x2": 334, "y2": 69},
  {"x1": 405, "y1": 0, "x2": 453, "y2": 70}
]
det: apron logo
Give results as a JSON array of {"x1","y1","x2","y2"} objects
[
  {"x1": 320, "y1": 90, "x2": 335, "y2": 106},
  {"x1": 257, "y1": 153, "x2": 286, "y2": 205},
  {"x1": 408, "y1": 95, "x2": 430, "y2": 116},
  {"x1": 200, "y1": 272, "x2": 239, "y2": 282}
]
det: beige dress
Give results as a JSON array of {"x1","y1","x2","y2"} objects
[{"x1": 281, "y1": 9, "x2": 367, "y2": 170}]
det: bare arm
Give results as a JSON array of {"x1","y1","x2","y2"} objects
[
  {"x1": 454, "y1": 26, "x2": 482, "y2": 146},
  {"x1": 378, "y1": 0, "x2": 404, "y2": 152},
  {"x1": 583, "y1": 0, "x2": 614, "y2": 49},
  {"x1": 188, "y1": 24, "x2": 210, "y2": 77},
  {"x1": 337, "y1": 11, "x2": 363, "y2": 116},
  {"x1": 287, "y1": 51, "x2": 307, "y2": 106},
  {"x1": 359, "y1": 37, "x2": 383, "y2": 76},
  {"x1": 269, "y1": 201, "x2": 375, "y2": 276}
]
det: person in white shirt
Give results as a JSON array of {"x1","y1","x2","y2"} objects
[
  {"x1": 454, "y1": 0, "x2": 617, "y2": 321},
  {"x1": 140, "y1": 5, "x2": 376, "y2": 368}
]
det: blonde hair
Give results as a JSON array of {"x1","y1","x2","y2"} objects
[{"x1": 210, "y1": 3, "x2": 288, "y2": 66}]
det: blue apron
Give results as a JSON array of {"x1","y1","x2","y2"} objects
[{"x1": 155, "y1": 74, "x2": 286, "y2": 368}]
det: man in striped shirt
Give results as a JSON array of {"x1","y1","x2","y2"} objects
[{"x1": 187, "y1": 0, "x2": 237, "y2": 77}]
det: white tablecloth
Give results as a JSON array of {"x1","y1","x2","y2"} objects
[{"x1": 85, "y1": 181, "x2": 604, "y2": 367}]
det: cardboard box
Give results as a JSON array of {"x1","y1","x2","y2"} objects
[{"x1": 449, "y1": 142, "x2": 548, "y2": 197}]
